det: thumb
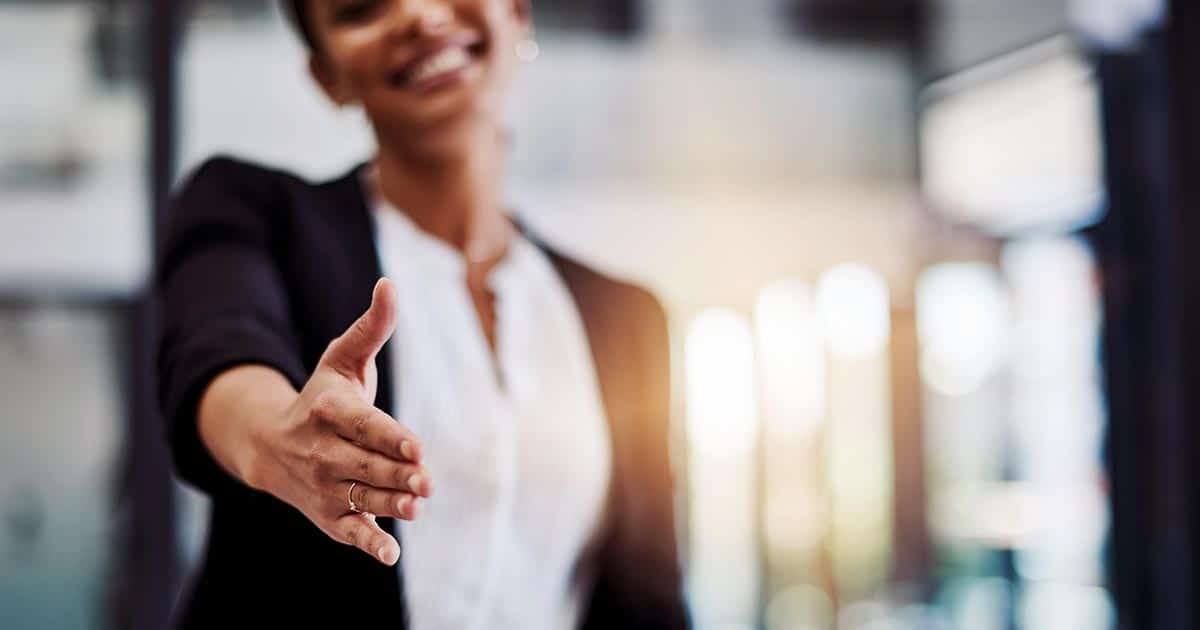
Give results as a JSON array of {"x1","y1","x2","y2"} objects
[{"x1": 322, "y1": 278, "x2": 397, "y2": 379}]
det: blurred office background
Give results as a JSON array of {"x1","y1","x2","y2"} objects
[{"x1": 0, "y1": 0, "x2": 1193, "y2": 628}]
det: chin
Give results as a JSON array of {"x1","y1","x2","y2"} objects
[
  {"x1": 372, "y1": 83, "x2": 506, "y2": 148},
  {"x1": 373, "y1": 105, "x2": 496, "y2": 157}
]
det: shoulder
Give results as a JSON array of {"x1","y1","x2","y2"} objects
[
  {"x1": 180, "y1": 154, "x2": 279, "y2": 184},
  {"x1": 171, "y1": 155, "x2": 311, "y2": 211},
  {"x1": 159, "y1": 156, "x2": 332, "y2": 272},
  {"x1": 166, "y1": 155, "x2": 357, "y2": 236}
]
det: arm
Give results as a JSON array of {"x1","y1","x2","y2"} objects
[
  {"x1": 191, "y1": 282, "x2": 426, "y2": 565},
  {"x1": 196, "y1": 365, "x2": 295, "y2": 487},
  {"x1": 157, "y1": 158, "x2": 431, "y2": 564}
]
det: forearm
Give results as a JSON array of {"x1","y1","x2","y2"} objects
[{"x1": 197, "y1": 364, "x2": 299, "y2": 489}]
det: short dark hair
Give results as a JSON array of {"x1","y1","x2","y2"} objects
[{"x1": 282, "y1": 0, "x2": 319, "y2": 52}]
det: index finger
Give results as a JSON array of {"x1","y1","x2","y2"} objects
[{"x1": 314, "y1": 393, "x2": 422, "y2": 462}]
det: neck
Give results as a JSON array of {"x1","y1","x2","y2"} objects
[{"x1": 373, "y1": 124, "x2": 510, "y2": 260}]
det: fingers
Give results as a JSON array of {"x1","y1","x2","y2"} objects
[
  {"x1": 322, "y1": 277, "x2": 398, "y2": 377},
  {"x1": 321, "y1": 440, "x2": 432, "y2": 496},
  {"x1": 335, "y1": 512, "x2": 400, "y2": 565},
  {"x1": 346, "y1": 481, "x2": 423, "y2": 521},
  {"x1": 311, "y1": 392, "x2": 422, "y2": 462}
]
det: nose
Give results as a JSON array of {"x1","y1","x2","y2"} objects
[{"x1": 385, "y1": 0, "x2": 453, "y2": 41}]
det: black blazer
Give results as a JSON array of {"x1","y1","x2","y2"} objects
[{"x1": 156, "y1": 157, "x2": 689, "y2": 628}]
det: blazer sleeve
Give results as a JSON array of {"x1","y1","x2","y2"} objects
[{"x1": 156, "y1": 157, "x2": 309, "y2": 497}]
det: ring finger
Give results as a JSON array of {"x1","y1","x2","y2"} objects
[
  {"x1": 344, "y1": 481, "x2": 422, "y2": 520},
  {"x1": 324, "y1": 441, "x2": 433, "y2": 496}
]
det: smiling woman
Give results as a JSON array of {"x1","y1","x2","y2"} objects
[
  {"x1": 293, "y1": 0, "x2": 517, "y2": 149},
  {"x1": 156, "y1": 0, "x2": 688, "y2": 628}
]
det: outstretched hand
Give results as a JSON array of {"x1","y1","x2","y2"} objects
[{"x1": 242, "y1": 278, "x2": 430, "y2": 565}]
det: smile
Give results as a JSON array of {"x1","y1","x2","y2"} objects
[
  {"x1": 391, "y1": 38, "x2": 485, "y2": 93},
  {"x1": 410, "y1": 47, "x2": 470, "y2": 83}
]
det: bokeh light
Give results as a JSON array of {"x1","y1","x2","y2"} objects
[
  {"x1": 815, "y1": 264, "x2": 891, "y2": 361},
  {"x1": 916, "y1": 262, "x2": 1010, "y2": 397},
  {"x1": 755, "y1": 280, "x2": 826, "y2": 437},
  {"x1": 686, "y1": 308, "x2": 761, "y2": 458},
  {"x1": 685, "y1": 308, "x2": 761, "y2": 626}
]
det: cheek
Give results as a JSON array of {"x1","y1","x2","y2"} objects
[{"x1": 324, "y1": 29, "x2": 390, "y2": 96}]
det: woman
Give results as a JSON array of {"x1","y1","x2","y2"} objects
[{"x1": 156, "y1": 0, "x2": 687, "y2": 627}]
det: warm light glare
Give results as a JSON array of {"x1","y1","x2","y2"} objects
[
  {"x1": 685, "y1": 310, "x2": 761, "y2": 625},
  {"x1": 754, "y1": 280, "x2": 826, "y2": 436},
  {"x1": 822, "y1": 265, "x2": 894, "y2": 596},
  {"x1": 685, "y1": 308, "x2": 760, "y2": 457},
  {"x1": 815, "y1": 264, "x2": 890, "y2": 360}
]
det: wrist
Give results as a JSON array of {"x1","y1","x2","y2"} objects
[
  {"x1": 237, "y1": 414, "x2": 268, "y2": 492},
  {"x1": 239, "y1": 390, "x2": 298, "y2": 492},
  {"x1": 197, "y1": 364, "x2": 299, "y2": 492}
]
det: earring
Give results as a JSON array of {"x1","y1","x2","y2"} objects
[{"x1": 515, "y1": 37, "x2": 539, "y2": 63}]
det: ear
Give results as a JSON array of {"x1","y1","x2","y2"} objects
[
  {"x1": 511, "y1": 0, "x2": 533, "y2": 35},
  {"x1": 309, "y1": 54, "x2": 352, "y2": 108}
]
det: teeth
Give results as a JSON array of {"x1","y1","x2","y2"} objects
[{"x1": 408, "y1": 47, "x2": 470, "y2": 84}]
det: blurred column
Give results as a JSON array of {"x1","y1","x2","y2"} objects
[
  {"x1": 108, "y1": 0, "x2": 185, "y2": 628},
  {"x1": 1165, "y1": 4, "x2": 1200, "y2": 630},
  {"x1": 1003, "y1": 239, "x2": 1112, "y2": 630},
  {"x1": 685, "y1": 309, "x2": 762, "y2": 627},
  {"x1": 815, "y1": 264, "x2": 894, "y2": 606},
  {"x1": 889, "y1": 304, "x2": 929, "y2": 598},
  {"x1": 1090, "y1": 4, "x2": 1185, "y2": 628},
  {"x1": 755, "y1": 281, "x2": 834, "y2": 630},
  {"x1": 916, "y1": 262, "x2": 1015, "y2": 630}
]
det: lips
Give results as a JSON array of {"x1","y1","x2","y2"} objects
[{"x1": 390, "y1": 35, "x2": 485, "y2": 92}]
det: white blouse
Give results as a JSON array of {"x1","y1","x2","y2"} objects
[{"x1": 370, "y1": 194, "x2": 612, "y2": 630}]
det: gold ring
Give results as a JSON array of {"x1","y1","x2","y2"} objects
[{"x1": 347, "y1": 481, "x2": 362, "y2": 513}]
